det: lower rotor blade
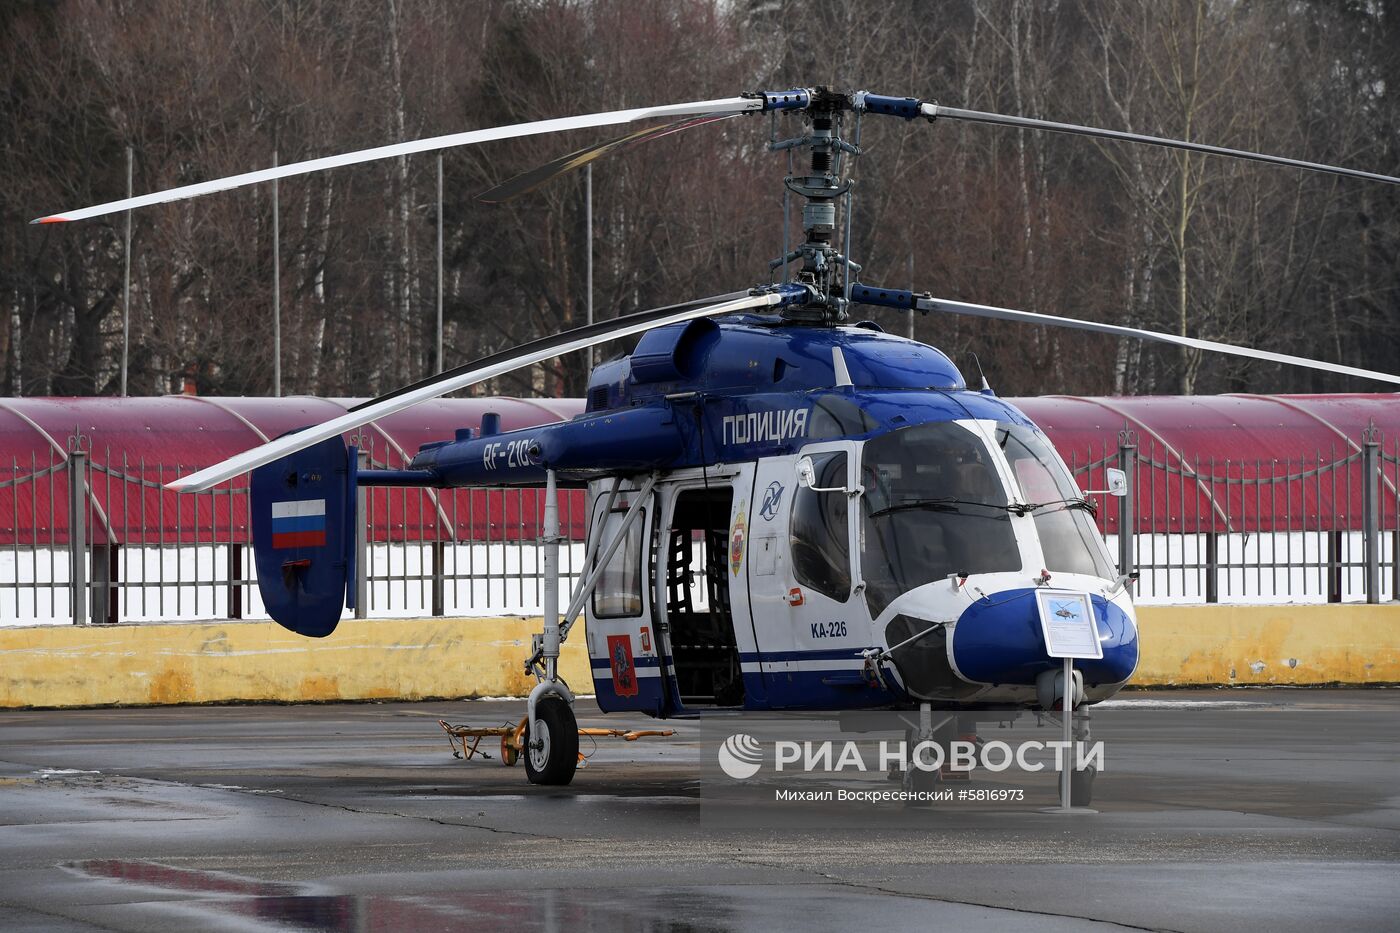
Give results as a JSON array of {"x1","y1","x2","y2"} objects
[
  {"x1": 916, "y1": 295, "x2": 1400, "y2": 387},
  {"x1": 351, "y1": 289, "x2": 749, "y2": 414},
  {"x1": 478, "y1": 113, "x2": 739, "y2": 204},
  {"x1": 924, "y1": 103, "x2": 1400, "y2": 188},
  {"x1": 166, "y1": 288, "x2": 800, "y2": 493}
]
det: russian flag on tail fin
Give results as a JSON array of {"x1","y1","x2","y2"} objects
[{"x1": 271, "y1": 499, "x2": 327, "y2": 549}]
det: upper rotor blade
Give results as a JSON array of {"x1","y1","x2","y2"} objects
[
  {"x1": 924, "y1": 103, "x2": 1400, "y2": 187},
  {"x1": 478, "y1": 113, "x2": 739, "y2": 204},
  {"x1": 915, "y1": 295, "x2": 1400, "y2": 387},
  {"x1": 165, "y1": 288, "x2": 793, "y2": 493},
  {"x1": 32, "y1": 97, "x2": 763, "y2": 224}
]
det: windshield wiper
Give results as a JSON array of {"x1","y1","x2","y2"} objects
[
  {"x1": 1014, "y1": 497, "x2": 1099, "y2": 517},
  {"x1": 867, "y1": 497, "x2": 1016, "y2": 519}
]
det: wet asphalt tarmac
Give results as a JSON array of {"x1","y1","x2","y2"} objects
[{"x1": 0, "y1": 689, "x2": 1395, "y2": 932}]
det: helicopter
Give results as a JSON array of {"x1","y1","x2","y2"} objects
[{"x1": 33, "y1": 86, "x2": 1400, "y2": 797}]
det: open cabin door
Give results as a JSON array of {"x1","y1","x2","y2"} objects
[
  {"x1": 747, "y1": 443, "x2": 880, "y2": 708},
  {"x1": 584, "y1": 479, "x2": 664, "y2": 715},
  {"x1": 654, "y1": 473, "x2": 752, "y2": 711}
]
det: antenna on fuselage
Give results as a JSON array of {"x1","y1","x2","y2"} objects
[
  {"x1": 969, "y1": 352, "x2": 992, "y2": 393},
  {"x1": 832, "y1": 347, "x2": 854, "y2": 387}
]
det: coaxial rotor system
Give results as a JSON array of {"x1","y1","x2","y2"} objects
[{"x1": 28, "y1": 82, "x2": 1400, "y2": 491}]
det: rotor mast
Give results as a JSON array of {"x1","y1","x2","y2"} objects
[{"x1": 763, "y1": 88, "x2": 859, "y2": 323}]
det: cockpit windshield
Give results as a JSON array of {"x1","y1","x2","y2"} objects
[
  {"x1": 995, "y1": 422, "x2": 1116, "y2": 581},
  {"x1": 860, "y1": 421, "x2": 1020, "y2": 618}
]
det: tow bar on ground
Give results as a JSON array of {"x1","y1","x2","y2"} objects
[{"x1": 438, "y1": 719, "x2": 674, "y2": 767}]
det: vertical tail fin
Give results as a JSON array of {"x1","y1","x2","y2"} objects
[{"x1": 250, "y1": 434, "x2": 353, "y2": 637}]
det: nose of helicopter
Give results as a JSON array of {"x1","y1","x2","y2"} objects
[{"x1": 949, "y1": 589, "x2": 1138, "y2": 687}]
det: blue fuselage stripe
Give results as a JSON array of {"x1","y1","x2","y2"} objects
[
  {"x1": 737, "y1": 648, "x2": 868, "y2": 663},
  {"x1": 271, "y1": 514, "x2": 326, "y2": 533},
  {"x1": 592, "y1": 649, "x2": 867, "y2": 668}
]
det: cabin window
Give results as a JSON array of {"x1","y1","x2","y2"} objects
[
  {"x1": 860, "y1": 422, "x2": 1020, "y2": 618},
  {"x1": 808, "y1": 395, "x2": 879, "y2": 439},
  {"x1": 592, "y1": 506, "x2": 646, "y2": 618},
  {"x1": 789, "y1": 451, "x2": 852, "y2": 602},
  {"x1": 997, "y1": 423, "x2": 1115, "y2": 580}
]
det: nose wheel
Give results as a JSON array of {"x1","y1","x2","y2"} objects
[
  {"x1": 1070, "y1": 763, "x2": 1096, "y2": 806},
  {"x1": 524, "y1": 695, "x2": 580, "y2": 785},
  {"x1": 1068, "y1": 713, "x2": 1096, "y2": 806},
  {"x1": 902, "y1": 705, "x2": 956, "y2": 806}
]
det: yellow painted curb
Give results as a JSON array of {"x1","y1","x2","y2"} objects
[
  {"x1": 0, "y1": 617, "x2": 591, "y2": 709},
  {"x1": 1133, "y1": 604, "x2": 1400, "y2": 685},
  {"x1": 0, "y1": 605, "x2": 1396, "y2": 708}
]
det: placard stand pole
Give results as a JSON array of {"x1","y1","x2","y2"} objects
[{"x1": 1061, "y1": 656, "x2": 1073, "y2": 809}]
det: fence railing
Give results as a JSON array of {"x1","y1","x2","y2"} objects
[
  {"x1": 2, "y1": 427, "x2": 1397, "y2": 625},
  {"x1": 1068, "y1": 427, "x2": 1399, "y2": 604},
  {"x1": 0, "y1": 432, "x2": 586, "y2": 625}
]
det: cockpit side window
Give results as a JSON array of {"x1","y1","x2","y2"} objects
[
  {"x1": 997, "y1": 423, "x2": 1115, "y2": 580},
  {"x1": 789, "y1": 451, "x2": 851, "y2": 602}
]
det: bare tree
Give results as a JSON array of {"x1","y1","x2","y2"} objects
[{"x1": 1, "y1": 0, "x2": 1397, "y2": 402}]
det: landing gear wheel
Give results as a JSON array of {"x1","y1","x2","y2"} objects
[
  {"x1": 906, "y1": 764, "x2": 939, "y2": 806},
  {"x1": 500, "y1": 733, "x2": 520, "y2": 767},
  {"x1": 524, "y1": 696, "x2": 579, "y2": 786},
  {"x1": 903, "y1": 728, "x2": 940, "y2": 807},
  {"x1": 1070, "y1": 765, "x2": 1096, "y2": 807}
]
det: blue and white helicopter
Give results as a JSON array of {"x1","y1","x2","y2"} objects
[{"x1": 36, "y1": 87, "x2": 1400, "y2": 794}]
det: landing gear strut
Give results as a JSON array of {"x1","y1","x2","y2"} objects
[
  {"x1": 902, "y1": 703, "x2": 954, "y2": 806},
  {"x1": 436, "y1": 472, "x2": 665, "y2": 788},
  {"x1": 524, "y1": 469, "x2": 578, "y2": 786}
]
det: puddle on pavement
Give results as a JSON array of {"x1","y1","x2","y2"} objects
[{"x1": 67, "y1": 859, "x2": 734, "y2": 931}]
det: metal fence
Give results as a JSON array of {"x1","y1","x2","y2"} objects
[
  {"x1": 1068, "y1": 427, "x2": 1399, "y2": 604},
  {"x1": 2, "y1": 427, "x2": 1397, "y2": 625},
  {"x1": 0, "y1": 432, "x2": 586, "y2": 626}
]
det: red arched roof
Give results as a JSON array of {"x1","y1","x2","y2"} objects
[
  {"x1": 0, "y1": 393, "x2": 1393, "y2": 543},
  {"x1": 0, "y1": 396, "x2": 585, "y2": 546},
  {"x1": 1012, "y1": 394, "x2": 1399, "y2": 533}
]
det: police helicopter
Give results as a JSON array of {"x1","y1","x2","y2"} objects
[{"x1": 34, "y1": 87, "x2": 1400, "y2": 798}]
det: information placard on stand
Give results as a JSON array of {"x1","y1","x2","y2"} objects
[
  {"x1": 1035, "y1": 589, "x2": 1101, "y2": 814},
  {"x1": 1035, "y1": 590, "x2": 1102, "y2": 660}
]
